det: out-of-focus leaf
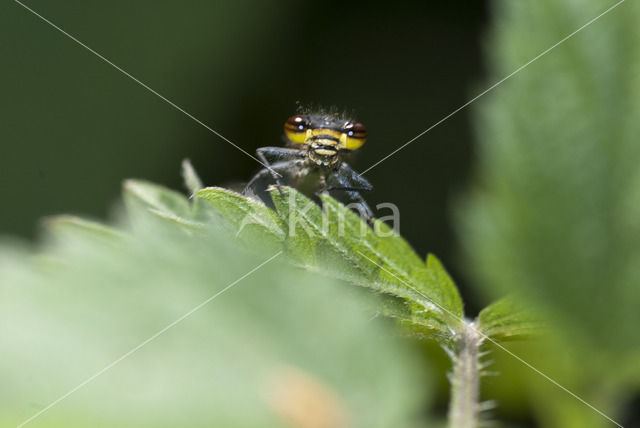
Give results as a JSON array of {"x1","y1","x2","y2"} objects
[
  {"x1": 44, "y1": 215, "x2": 124, "y2": 241},
  {"x1": 122, "y1": 179, "x2": 212, "y2": 232},
  {"x1": 462, "y1": 0, "x2": 640, "y2": 354},
  {"x1": 477, "y1": 296, "x2": 541, "y2": 341},
  {"x1": 0, "y1": 184, "x2": 432, "y2": 428},
  {"x1": 123, "y1": 179, "x2": 195, "y2": 222},
  {"x1": 459, "y1": 0, "x2": 640, "y2": 425},
  {"x1": 181, "y1": 158, "x2": 204, "y2": 195}
]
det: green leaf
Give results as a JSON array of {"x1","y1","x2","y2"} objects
[
  {"x1": 123, "y1": 179, "x2": 195, "y2": 221},
  {"x1": 477, "y1": 296, "x2": 541, "y2": 342},
  {"x1": 1, "y1": 202, "x2": 431, "y2": 428},
  {"x1": 459, "y1": 1, "x2": 640, "y2": 424},
  {"x1": 181, "y1": 158, "x2": 203, "y2": 195},
  {"x1": 44, "y1": 215, "x2": 124, "y2": 241},
  {"x1": 460, "y1": 0, "x2": 640, "y2": 354},
  {"x1": 122, "y1": 179, "x2": 212, "y2": 234},
  {"x1": 196, "y1": 187, "x2": 285, "y2": 250},
  {"x1": 196, "y1": 185, "x2": 464, "y2": 338},
  {"x1": 425, "y1": 254, "x2": 465, "y2": 321},
  {"x1": 272, "y1": 187, "x2": 464, "y2": 336}
]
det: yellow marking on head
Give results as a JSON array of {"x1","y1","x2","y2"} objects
[
  {"x1": 343, "y1": 134, "x2": 365, "y2": 150},
  {"x1": 311, "y1": 128, "x2": 366, "y2": 151},
  {"x1": 314, "y1": 148, "x2": 338, "y2": 156},
  {"x1": 284, "y1": 116, "x2": 367, "y2": 150},
  {"x1": 339, "y1": 133, "x2": 348, "y2": 148},
  {"x1": 310, "y1": 128, "x2": 342, "y2": 139},
  {"x1": 284, "y1": 126, "x2": 307, "y2": 144},
  {"x1": 311, "y1": 139, "x2": 338, "y2": 147}
]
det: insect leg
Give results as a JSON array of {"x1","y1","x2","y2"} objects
[
  {"x1": 243, "y1": 159, "x2": 303, "y2": 196},
  {"x1": 344, "y1": 191, "x2": 374, "y2": 223},
  {"x1": 330, "y1": 163, "x2": 373, "y2": 192},
  {"x1": 324, "y1": 162, "x2": 372, "y2": 195},
  {"x1": 243, "y1": 167, "x2": 272, "y2": 196},
  {"x1": 256, "y1": 147, "x2": 306, "y2": 188},
  {"x1": 325, "y1": 171, "x2": 374, "y2": 223}
]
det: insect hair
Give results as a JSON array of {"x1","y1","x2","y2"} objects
[{"x1": 295, "y1": 101, "x2": 357, "y2": 122}]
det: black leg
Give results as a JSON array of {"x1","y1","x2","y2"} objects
[
  {"x1": 324, "y1": 185, "x2": 372, "y2": 192},
  {"x1": 333, "y1": 163, "x2": 373, "y2": 191},
  {"x1": 345, "y1": 192, "x2": 374, "y2": 224},
  {"x1": 243, "y1": 159, "x2": 303, "y2": 196},
  {"x1": 255, "y1": 147, "x2": 306, "y2": 190},
  {"x1": 324, "y1": 169, "x2": 374, "y2": 224},
  {"x1": 243, "y1": 168, "x2": 272, "y2": 196},
  {"x1": 256, "y1": 147, "x2": 306, "y2": 162},
  {"x1": 256, "y1": 151, "x2": 283, "y2": 188}
]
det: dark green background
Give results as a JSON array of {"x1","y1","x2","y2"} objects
[{"x1": 1, "y1": 1, "x2": 487, "y2": 304}]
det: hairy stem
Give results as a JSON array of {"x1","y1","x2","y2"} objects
[{"x1": 448, "y1": 320, "x2": 483, "y2": 428}]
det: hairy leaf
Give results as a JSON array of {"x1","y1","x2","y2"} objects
[
  {"x1": 196, "y1": 186, "x2": 464, "y2": 339},
  {"x1": 1, "y1": 185, "x2": 431, "y2": 428},
  {"x1": 181, "y1": 158, "x2": 204, "y2": 195},
  {"x1": 458, "y1": 0, "x2": 640, "y2": 424},
  {"x1": 477, "y1": 296, "x2": 541, "y2": 342},
  {"x1": 462, "y1": 0, "x2": 640, "y2": 354},
  {"x1": 196, "y1": 187, "x2": 284, "y2": 249}
]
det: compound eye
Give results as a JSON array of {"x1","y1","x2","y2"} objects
[
  {"x1": 284, "y1": 115, "x2": 310, "y2": 144},
  {"x1": 342, "y1": 121, "x2": 367, "y2": 150}
]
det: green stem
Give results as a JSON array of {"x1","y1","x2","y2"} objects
[{"x1": 448, "y1": 320, "x2": 483, "y2": 428}]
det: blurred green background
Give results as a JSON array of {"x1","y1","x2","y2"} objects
[{"x1": 2, "y1": 0, "x2": 640, "y2": 427}]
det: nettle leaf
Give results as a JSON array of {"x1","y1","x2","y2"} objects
[
  {"x1": 124, "y1": 179, "x2": 192, "y2": 217},
  {"x1": 196, "y1": 187, "x2": 285, "y2": 250},
  {"x1": 181, "y1": 158, "x2": 204, "y2": 195},
  {"x1": 478, "y1": 296, "x2": 541, "y2": 342},
  {"x1": 197, "y1": 185, "x2": 464, "y2": 339},
  {"x1": 123, "y1": 179, "x2": 202, "y2": 227},
  {"x1": 122, "y1": 179, "x2": 216, "y2": 234},
  {"x1": 44, "y1": 215, "x2": 125, "y2": 242},
  {"x1": 1, "y1": 200, "x2": 430, "y2": 428},
  {"x1": 425, "y1": 254, "x2": 465, "y2": 322},
  {"x1": 271, "y1": 188, "x2": 447, "y2": 328},
  {"x1": 316, "y1": 192, "x2": 463, "y2": 329},
  {"x1": 462, "y1": 0, "x2": 640, "y2": 355}
]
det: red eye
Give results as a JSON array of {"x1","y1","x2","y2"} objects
[
  {"x1": 284, "y1": 115, "x2": 310, "y2": 144},
  {"x1": 285, "y1": 115, "x2": 309, "y2": 132},
  {"x1": 344, "y1": 121, "x2": 367, "y2": 138}
]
